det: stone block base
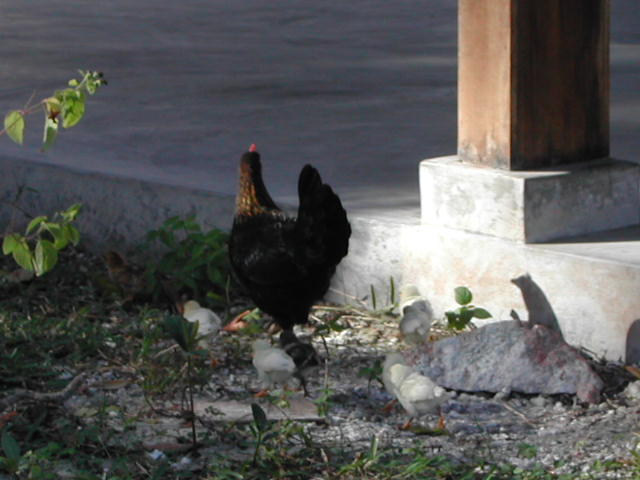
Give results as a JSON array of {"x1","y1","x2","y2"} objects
[{"x1": 420, "y1": 156, "x2": 640, "y2": 242}]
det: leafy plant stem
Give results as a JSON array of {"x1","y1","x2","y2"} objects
[{"x1": 2, "y1": 70, "x2": 105, "y2": 148}]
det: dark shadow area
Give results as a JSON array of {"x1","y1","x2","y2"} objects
[
  {"x1": 511, "y1": 273, "x2": 563, "y2": 338},
  {"x1": 626, "y1": 319, "x2": 640, "y2": 364},
  {"x1": 546, "y1": 224, "x2": 640, "y2": 245}
]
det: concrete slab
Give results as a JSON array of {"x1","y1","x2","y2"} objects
[{"x1": 420, "y1": 156, "x2": 640, "y2": 242}]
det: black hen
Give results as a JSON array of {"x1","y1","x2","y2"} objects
[{"x1": 229, "y1": 144, "x2": 351, "y2": 337}]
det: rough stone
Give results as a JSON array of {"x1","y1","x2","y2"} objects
[
  {"x1": 623, "y1": 381, "x2": 640, "y2": 401},
  {"x1": 404, "y1": 321, "x2": 604, "y2": 403}
]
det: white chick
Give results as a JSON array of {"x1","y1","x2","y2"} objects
[
  {"x1": 399, "y1": 284, "x2": 421, "y2": 311},
  {"x1": 386, "y1": 363, "x2": 416, "y2": 399},
  {"x1": 396, "y1": 371, "x2": 448, "y2": 419},
  {"x1": 382, "y1": 353, "x2": 407, "y2": 396},
  {"x1": 183, "y1": 300, "x2": 222, "y2": 347},
  {"x1": 252, "y1": 340, "x2": 296, "y2": 395},
  {"x1": 382, "y1": 353, "x2": 413, "y2": 413},
  {"x1": 383, "y1": 352, "x2": 448, "y2": 429},
  {"x1": 398, "y1": 284, "x2": 433, "y2": 345}
]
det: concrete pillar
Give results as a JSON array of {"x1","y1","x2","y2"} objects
[{"x1": 421, "y1": 0, "x2": 638, "y2": 242}]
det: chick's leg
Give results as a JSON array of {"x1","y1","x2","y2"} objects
[
  {"x1": 382, "y1": 399, "x2": 397, "y2": 413},
  {"x1": 437, "y1": 410, "x2": 446, "y2": 430},
  {"x1": 223, "y1": 309, "x2": 252, "y2": 332},
  {"x1": 399, "y1": 417, "x2": 415, "y2": 430}
]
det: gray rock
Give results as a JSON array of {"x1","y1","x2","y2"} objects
[
  {"x1": 623, "y1": 380, "x2": 640, "y2": 401},
  {"x1": 529, "y1": 396, "x2": 549, "y2": 408},
  {"x1": 404, "y1": 321, "x2": 604, "y2": 403},
  {"x1": 493, "y1": 387, "x2": 511, "y2": 401}
]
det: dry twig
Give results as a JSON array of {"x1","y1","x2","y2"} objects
[{"x1": 0, "y1": 371, "x2": 88, "y2": 412}]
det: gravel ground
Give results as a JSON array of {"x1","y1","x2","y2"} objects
[
  {"x1": 297, "y1": 317, "x2": 639, "y2": 478},
  {"x1": 64, "y1": 308, "x2": 640, "y2": 478}
]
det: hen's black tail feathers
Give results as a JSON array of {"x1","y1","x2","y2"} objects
[{"x1": 296, "y1": 165, "x2": 351, "y2": 266}]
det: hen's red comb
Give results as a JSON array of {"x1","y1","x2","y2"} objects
[{"x1": 249, "y1": 143, "x2": 257, "y2": 152}]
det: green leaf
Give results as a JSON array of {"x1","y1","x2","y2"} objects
[
  {"x1": 164, "y1": 216, "x2": 181, "y2": 229},
  {"x1": 207, "y1": 266, "x2": 224, "y2": 286},
  {"x1": 162, "y1": 315, "x2": 198, "y2": 352},
  {"x1": 42, "y1": 116, "x2": 59, "y2": 152},
  {"x1": 205, "y1": 229, "x2": 227, "y2": 243},
  {"x1": 61, "y1": 89, "x2": 86, "y2": 128},
  {"x1": 4, "y1": 110, "x2": 25, "y2": 145},
  {"x1": 454, "y1": 286, "x2": 473, "y2": 306},
  {"x1": 44, "y1": 222, "x2": 68, "y2": 249},
  {"x1": 34, "y1": 238, "x2": 58, "y2": 276},
  {"x1": 206, "y1": 291, "x2": 224, "y2": 304},
  {"x1": 159, "y1": 230, "x2": 176, "y2": 249},
  {"x1": 191, "y1": 243, "x2": 208, "y2": 259},
  {"x1": 26, "y1": 215, "x2": 47, "y2": 234},
  {"x1": 61, "y1": 203, "x2": 82, "y2": 222},
  {"x1": 459, "y1": 307, "x2": 474, "y2": 324},
  {"x1": 2, "y1": 233, "x2": 22, "y2": 254},
  {"x1": 1, "y1": 431, "x2": 20, "y2": 460},
  {"x1": 182, "y1": 277, "x2": 198, "y2": 292},
  {"x1": 251, "y1": 403, "x2": 269, "y2": 433},
  {"x1": 444, "y1": 311, "x2": 457, "y2": 322},
  {"x1": 473, "y1": 307, "x2": 492, "y2": 319},
  {"x1": 11, "y1": 239, "x2": 35, "y2": 272},
  {"x1": 327, "y1": 318, "x2": 346, "y2": 332},
  {"x1": 64, "y1": 224, "x2": 81, "y2": 246}
]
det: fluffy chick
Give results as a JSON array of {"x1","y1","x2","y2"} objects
[
  {"x1": 382, "y1": 353, "x2": 407, "y2": 397},
  {"x1": 396, "y1": 371, "x2": 448, "y2": 419},
  {"x1": 182, "y1": 300, "x2": 222, "y2": 347},
  {"x1": 383, "y1": 352, "x2": 448, "y2": 429},
  {"x1": 398, "y1": 284, "x2": 433, "y2": 345},
  {"x1": 252, "y1": 340, "x2": 296, "y2": 394},
  {"x1": 279, "y1": 329, "x2": 321, "y2": 396}
]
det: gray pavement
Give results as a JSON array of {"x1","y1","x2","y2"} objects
[{"x1": 0, "y1": 1, "x2": 637, "y2": 218}]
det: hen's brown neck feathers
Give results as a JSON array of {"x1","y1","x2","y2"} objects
[
  {"x1": 235, "y1": 152, "x2": 279, "y2": 218},
  {"x1": 236, "y1": 161, "x2": 266, "y2": 216}
]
